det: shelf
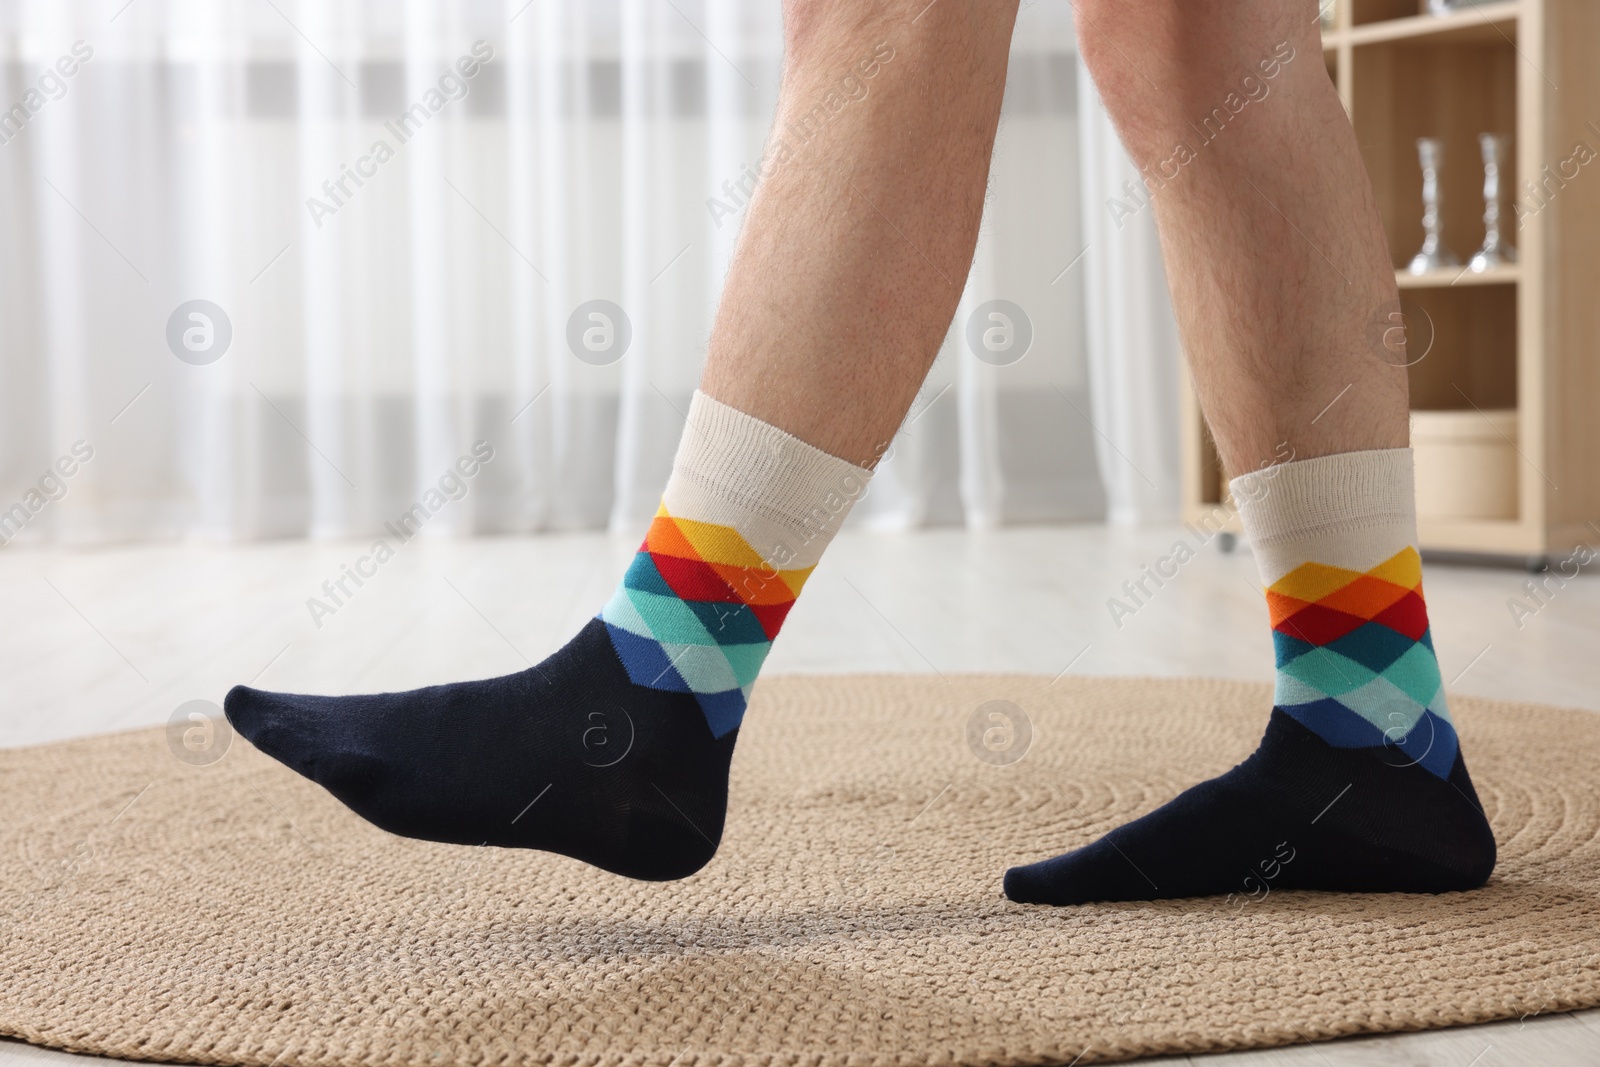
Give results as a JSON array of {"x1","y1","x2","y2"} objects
[
  {"x1": 1395, "y1": 264, "x2": 1521, "y2": 288},
  {"x1": 1182, "y1": 0, "x2": 1600, "y2": 559},
  {"x1": 1176, "y1": 512, "x2": 1544, "y2": 558},
  {"x1": 1349, "y1": 1, "x2": 1520, "y2": 46}
]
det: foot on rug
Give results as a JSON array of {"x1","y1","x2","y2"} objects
[{"x1": 1005, "y1": 450, "x2": 1496, "y2": 905}]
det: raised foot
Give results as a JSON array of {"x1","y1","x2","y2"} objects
[{"x1": 225, "y1": 618, "x2": 737, "y2": 881}]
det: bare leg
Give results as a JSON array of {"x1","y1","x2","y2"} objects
[
  {"x1": 1002, "y1": 0, "x2": 1495, "y2": 907},
  {"x1": 1074, "y1": 0, "x2": 1405, "y2": 473},
  {"x1": 701, "y1": 0, "x2": 1022, "y2": 467}
]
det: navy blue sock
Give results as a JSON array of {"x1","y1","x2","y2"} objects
[
  {"x1": 227, "y1": 620, "x2": 736, "y2": 881},
  {"x1": 1003, "y1": 708, "x2": 1496, "y2": 905}
]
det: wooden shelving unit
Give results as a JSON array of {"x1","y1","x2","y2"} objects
[
  {"x1": 1181, "y1": 0, "x2": 1600, "y2": 565},
  {"x1": 1394, "y1": 265, "x2": 1521, "y2": 287}
]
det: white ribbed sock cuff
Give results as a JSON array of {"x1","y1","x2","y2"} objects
[
  {"x1": 662, "y1": 391, "x2": 873, "y2": 570},
  {"x1": 1232, "y1": 448, "x2": 1418, "y2": 586}
]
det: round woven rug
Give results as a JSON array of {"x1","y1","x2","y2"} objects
[{"x1": 3, "y1": 675, "x2": 1598, "y2": 1066}]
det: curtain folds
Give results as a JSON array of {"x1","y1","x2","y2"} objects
[{"x1": 0, "y1": 1, "x2": 1174, "y2": 547}]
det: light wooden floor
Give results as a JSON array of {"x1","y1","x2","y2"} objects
[{"x1": 1, "y1": 525, "x2": 1596, "y2": 1065}]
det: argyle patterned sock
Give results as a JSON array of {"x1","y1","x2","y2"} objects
[
  {"x1": 1005, "y1": 449, "x2": 1495, "y2": 905},
  {"x1": 599, "y1": 504, "x2": 814, "y2": 740},
  {"x1": 228, "y1": 391, "x2": 871, "y2": 880},
  {"x1": 1268, "y1": 544, "x2": 1456, "y2": 776}
]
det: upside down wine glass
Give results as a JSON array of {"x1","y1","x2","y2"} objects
[
  {"x1": 1469, "y1": 132, "x2": 1517, "y2": 273},
  {"x1": 1408, "y1": 137, "x2": 1459, "y2": 275}
]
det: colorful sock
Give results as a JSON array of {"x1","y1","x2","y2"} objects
[
  {"x1": 1005, "y1": 449, "x2": 1496, "y2": 905},
  {"x1": 227, "y1": 392, "x2": 870, "y2": 881}
]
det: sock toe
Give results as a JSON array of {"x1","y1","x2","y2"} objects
[
  {"x1": 1005, "y1": 840, "x2": 1163, "y2": 906},
  {"x1": 223, "y1": 683, "x2": 264, "y2": 738},
  {"x1": 1002, "y1": 860, "x2": 1059, "y2": 905},
  {"x1": 226, "y1": 684, "x2": 316, "y2": 773}
]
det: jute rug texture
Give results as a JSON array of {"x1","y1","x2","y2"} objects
[{"x1": 2, "y1": 675, "x2": 1598, "y2": 1066}]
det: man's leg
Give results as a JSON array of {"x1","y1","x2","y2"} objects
[
  {"x1": 1005, "y1": 0, "x2": 1496, "y2": 904},
  {"x1": 226, "y1": 0, "x2": 1020, "y2": 880},
  {"x1": 703, "y1": 2, "x2": 1021, "y2": 466}
]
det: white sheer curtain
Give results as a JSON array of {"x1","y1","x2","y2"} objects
[{"x1": 0, "y1": 1, "x2": 1149, "y2": 547}]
